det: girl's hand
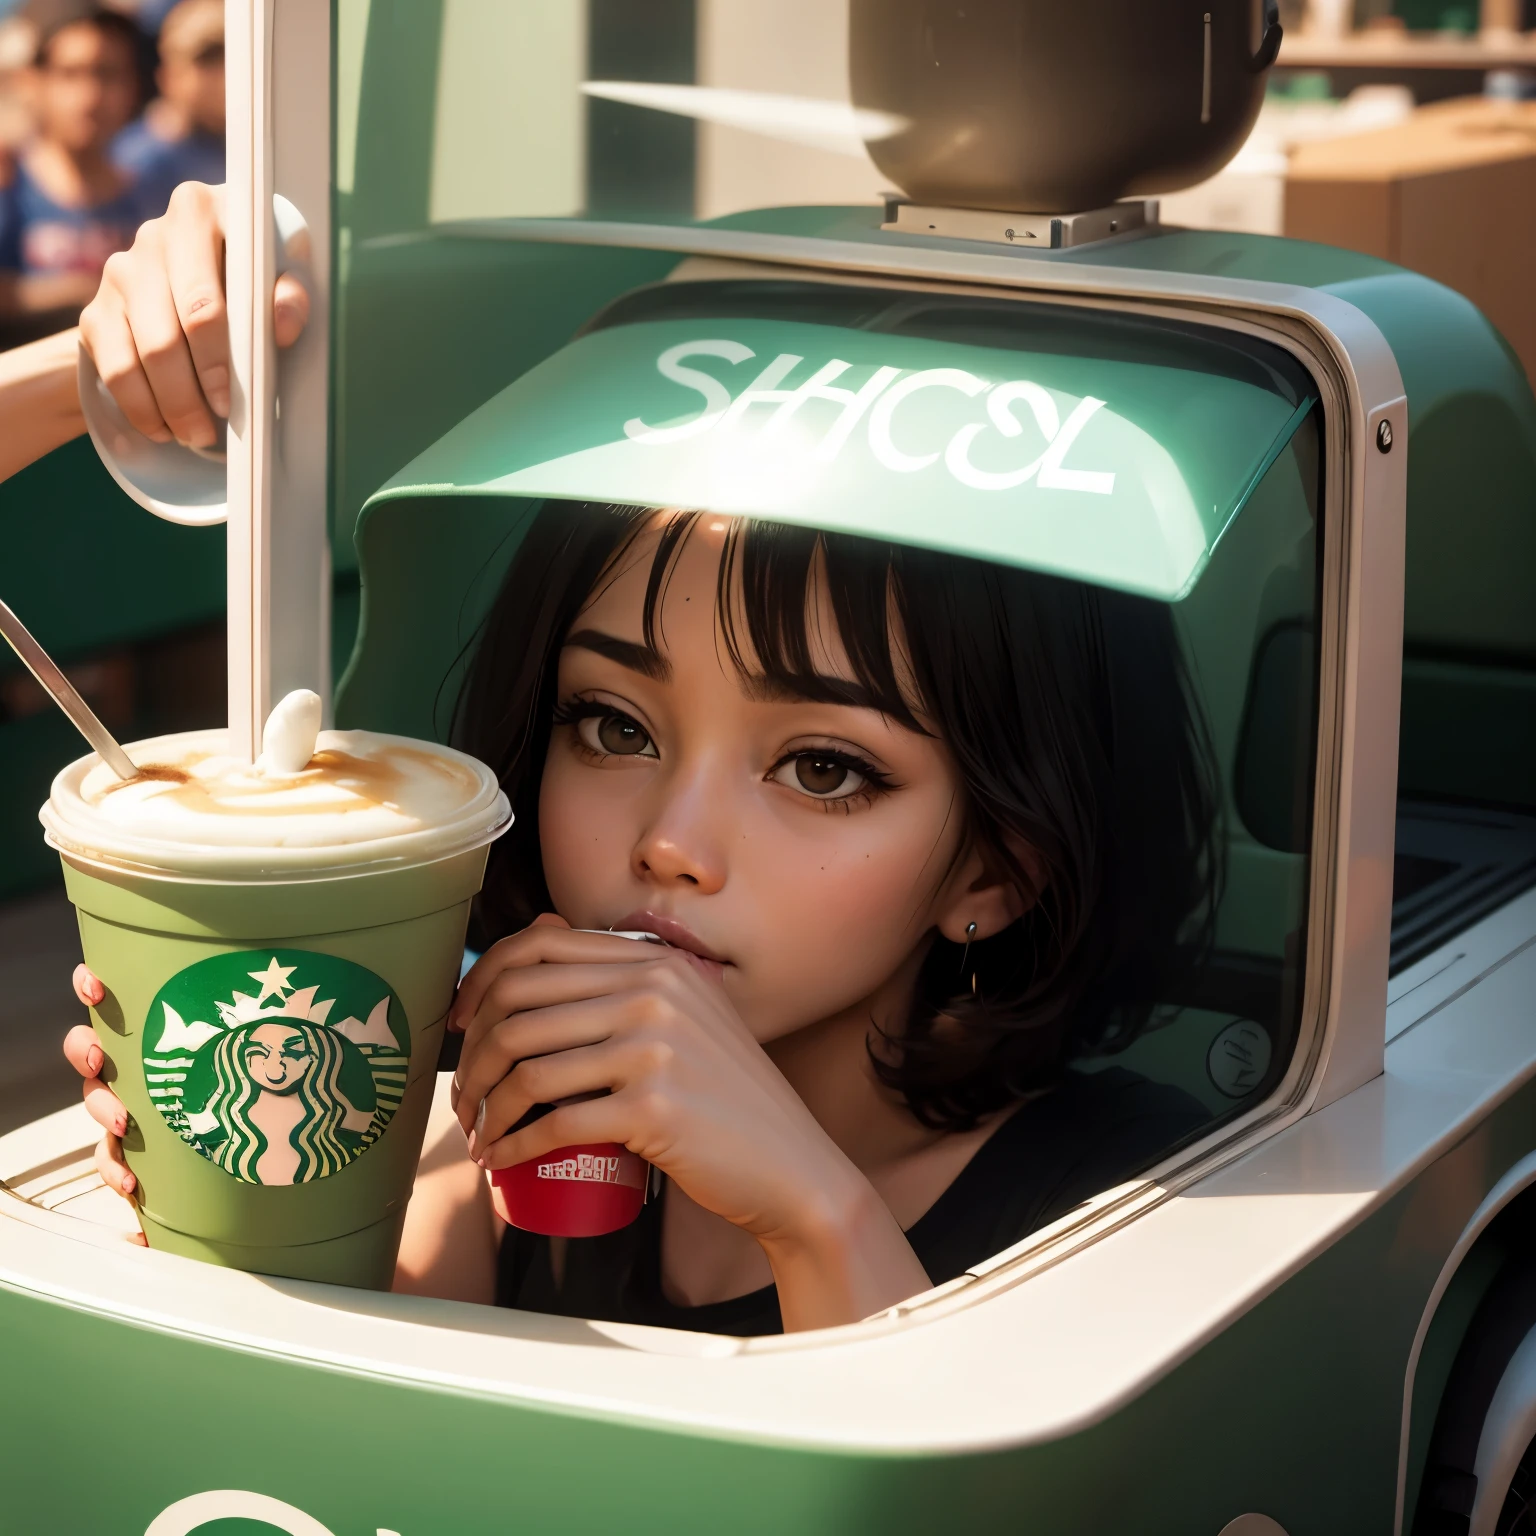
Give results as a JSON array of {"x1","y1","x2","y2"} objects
[
  {"x1": 451, "y1": 919, "x2": 930, "y2": 1329},
  {"x1": 78, "y1": 181, "x2": 310, "y2": 451},
  {"x1": 61, "y1": 966, "x2": 147, "y2": 1242}
]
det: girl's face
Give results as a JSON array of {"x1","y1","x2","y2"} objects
[
  {"x1": 244, "y1": 1023, "x2": 313, "y2": 1093},
  {"x1": 538, "y1": 517, "x2": 1016, "y2": 1046}
]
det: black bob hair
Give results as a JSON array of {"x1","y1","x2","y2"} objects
[{"x1": 456, "y1": 502, "x2": 1221, "y2": 1132}]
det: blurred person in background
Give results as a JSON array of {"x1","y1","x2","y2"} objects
[
  {"x1": 110, "y1": 0, "x2": 182, "y2": 35},
  {"x1": 113, "y1": 0, "x2": 221, "y2": 214},
  {"x1": 0, "y1": 7, "x2": 152, "y2": 332}
]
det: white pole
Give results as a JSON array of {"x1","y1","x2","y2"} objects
[{"x1": 224, "y1": 0, "x2": 332, "y2": 763}]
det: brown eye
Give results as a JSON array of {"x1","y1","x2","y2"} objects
[
  {"x1": 795, "y1": 755, "x2": 850, "y2": 795},
  {"x1": 598, "y1": 715, "x2": 649, "y2": 755},
  {"x1": 576, "y1": 712, "x2": 657, "y2": 759}
]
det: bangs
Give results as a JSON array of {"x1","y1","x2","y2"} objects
[{"x1": 600, "y1": 509, "x2": 927, "y2": 732}]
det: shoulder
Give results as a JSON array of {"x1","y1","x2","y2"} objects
[
  {"x1": 1004, "y1": 1066, "x2": 1210, "y2": 1171},
  {"x1": 911, "y1": 1067, "x2": 1210, "y2": 1285},
  {"x1": 1005, "y1": 1064, "x2": 1210, "y2": 1207}
]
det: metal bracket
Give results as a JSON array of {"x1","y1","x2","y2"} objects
[{"x1": 880, "y1": 196, "x2": 1159, "y2": 251}]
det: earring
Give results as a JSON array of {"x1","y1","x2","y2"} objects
[{"x1": 961, "y1": 921, "x2": 978, "y2": 997}]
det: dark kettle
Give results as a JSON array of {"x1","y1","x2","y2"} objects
[{"x1": 851, "y1": 0, "x2": 1283, "y2": 214}]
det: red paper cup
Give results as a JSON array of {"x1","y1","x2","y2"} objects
[{"x1": 491, "y1": 1142, "x2": 649, "y2": 1237}]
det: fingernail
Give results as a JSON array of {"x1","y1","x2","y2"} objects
[
  {"x1": 203, "y1": 366, "x2": 230, "y2": 416},
  {"x1": 476, "y1": 1157, "x2": 488, "y2": 1169},
  {"x1": 122, "y1": 1173, "x2": 136, "y2": 1195},
  {"x1": 87, "y1": 1047, "x2": 102, "y2": 1075},
  {"x1": 466, "y1": 1131, "x2": 478, "y2": 1159},
  {"x1": 113, "y1": 1116, "x2": 127, "y2": 1137}
]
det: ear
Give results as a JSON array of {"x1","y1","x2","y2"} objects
[{"x1": 934, "y1": 832, "x2": 1048, "y2": 946}]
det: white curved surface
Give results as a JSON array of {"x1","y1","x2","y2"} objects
[{"x1": 144, "y1": 1489, "x2": 336, "y2": 1536}]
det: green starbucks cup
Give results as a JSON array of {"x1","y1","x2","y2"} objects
[{"x1": 40, "y1": 720, "x2": 510, "y2": 1290}]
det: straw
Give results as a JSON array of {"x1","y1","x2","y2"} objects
[{"x1": 0, "y1": 598, "x2": 137, "y2": 780}]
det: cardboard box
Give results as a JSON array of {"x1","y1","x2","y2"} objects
[{"x1": 1285, "y1": 97, "x2": 1536, "y2": 382}]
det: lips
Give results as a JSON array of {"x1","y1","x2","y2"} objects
[{"x1": 611, "y1": 910, "x2": 729, "y2": 970}]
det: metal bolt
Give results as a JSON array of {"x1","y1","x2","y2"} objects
[{"x1": 1377, "y1": 420, "x2": 1394, "y2": 453}]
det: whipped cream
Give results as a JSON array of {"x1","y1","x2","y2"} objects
[{"x1": 42, "y1": 724, "x2": 510, "y2": 880}]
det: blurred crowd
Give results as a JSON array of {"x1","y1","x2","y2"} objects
[{"x1": 0, "y1": 0, "x2": 223, "y2": 347}]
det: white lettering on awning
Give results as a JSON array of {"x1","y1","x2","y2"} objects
[{"x1": 628, "y1": 340, "x2": 1118, "y2": 497}]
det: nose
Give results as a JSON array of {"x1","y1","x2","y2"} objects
[{"x1": 631, "y1": 763, "x2": 728, "y2": 895}]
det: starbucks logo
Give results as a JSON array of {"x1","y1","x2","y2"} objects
[{"x1": 142, "y1": 950, "x2": 411, "y2": 1186}]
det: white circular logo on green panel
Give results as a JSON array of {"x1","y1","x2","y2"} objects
[{"x1": 143, "y1": 950, "x2": 410, "y2": 1185}]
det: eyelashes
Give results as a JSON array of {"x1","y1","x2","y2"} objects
[
  {"x1": 766, "y1": 747, "x2": 893, "y2": 808},
  {"x1": 553, "y1": 696, "x2": 896, "y2": 809},
  {"x1": 552, "y1": 699, "x2": 657, "y2": 760}
]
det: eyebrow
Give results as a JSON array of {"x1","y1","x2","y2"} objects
[
  {"x1": 741, "y1": 672, "x2": 889, "y2": 714},
  {"x1": 563, "y1": 629, "x2": 672, "y2": 682},
  {"x1": 564, "y1": 629, "x2": 912, "y2": 721}
]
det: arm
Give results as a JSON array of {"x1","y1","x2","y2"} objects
[
  {"x1": 392, "y1": 1074, "x2": 502, "y2": 1304},
  {"x1": 0, "y1": 327, "x2": 85, "y2": 484},
  {"x1": 453, "y1": 922, "x2": 934, "y2": 1332},
  {"x1": 752, "y1": 1177, "x2": 929, "y2": 1334}
]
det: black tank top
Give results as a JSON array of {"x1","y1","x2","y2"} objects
[{"x1": 495, "y1": 1067, "x2": 1208, "y2": 1336}]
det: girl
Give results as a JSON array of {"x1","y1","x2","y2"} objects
[
  {"x1": 70, "y1": 497, "x2": 1219, "y2": 1334},
  {"x1": 63, "y1": 194, "x2": 1222, "y2": 1336}
]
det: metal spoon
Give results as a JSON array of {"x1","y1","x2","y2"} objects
[{"x1": 0, "y1": 598, "x2": 137, "y2": 781}]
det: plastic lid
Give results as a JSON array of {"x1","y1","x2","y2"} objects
[{"x1": 41, "y1": 729, "x2": 511, "y2": 882}]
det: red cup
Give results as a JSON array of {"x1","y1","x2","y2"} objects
[{"x1": 491, "y1": 1141, "x2": 649, "y2": 1237}]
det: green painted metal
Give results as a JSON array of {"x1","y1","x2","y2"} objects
[
  {"x1": 0, "y1": 440, "x2": 225, "y2": 899},
  {"x1": 365, "y1": 314, "x2": 1315, "y2": 604},
  {"x1": 4, "y1": 1078, "x2": 1534, "y2": 1533}
]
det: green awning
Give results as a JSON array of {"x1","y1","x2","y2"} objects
[{"x1": 367, "y1": 314, "x2": 1315, "y2": 602}]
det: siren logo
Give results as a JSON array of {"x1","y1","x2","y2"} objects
[
  {"x1": 144, "y1": 1488, "x2": 400, "y2": 1534},
  {"x1": 623, "y1": 339, "x2": 1118, "y2": 496},
  {"x1": 142, "y1": 950, "x2": 411, "y2": 1185}
]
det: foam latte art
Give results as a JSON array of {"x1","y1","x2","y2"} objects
[{"x1": 42, "y1": 717, "x2": 511, "y2": 879}]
